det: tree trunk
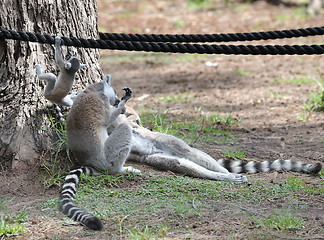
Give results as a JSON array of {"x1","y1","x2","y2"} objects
[{"x1": 0, "y1": 0, "x2": 102, "y2": 171}]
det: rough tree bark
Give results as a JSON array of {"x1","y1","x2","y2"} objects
[{"x1": 0, "y1": 0, "x2": 102, "y2": 171}]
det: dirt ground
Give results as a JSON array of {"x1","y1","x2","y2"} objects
[{"x1": 1, "y1": 0, "x2": 324, "y2": 239}]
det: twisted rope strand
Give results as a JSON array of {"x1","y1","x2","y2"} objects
[
  {"x1": 1, "y1": 27, "x2": 324, "y2": 55},
  {"x1": 99, "y1": 26, "x2": 324, "y2": 43}
]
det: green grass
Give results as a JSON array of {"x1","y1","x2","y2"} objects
[
  {"x1": 273, "y1": 76, "x2": 314, "y2": 84},
  {"x1": 301, "y1": 69, "x2": 324, "y2": 112},
  {"x1": 42, "y1": 172, "x2": 324, "y2": 212},
  {"x1": 303, "y1": 73, "x2": 324, "y2": 112},
  {"x1": 297, "y1": 111, "x2": 309, "y2": 121},
  {"x1": 304, "y1": 90, "x2": 324, "y2": 111},
  {"x1": 285, "y1": 175, "x2": 324, "y2": 195},
  {"x1": 40, "y1": 113, "x2": 71, "y2": 188},
  {"x1": 38, "y1": 171, "x2": 324, "y2": 238},
  {"x1": 235, "y1": 68, "x2": 251, "y2": 76},
  {"x1": 0, "y1": 199, "x2": 28, "y2": 239},
  {"x1": 139, "y1": 110, "x2": 240, "y2": 145},
  {"x1": 269, "y1": 91, "x2": 284, "y2": 99},
  {"x1": 174, "y1": 19, "x2": 186, "y2": 28},
  {"x1": 224, "y1": 148, "x2": 246, "y2": 160},
  {"x1": 126, "y1": 225, "x2": 169, "y2": 240},
  {"x1": 188, "y1": 0, "x2": 209, "y2": 9},
  {"x1": 249, "y1": 209, "x2": 304, "y2": 232},
  {"x1": 0, "y1": 219, "x2": 25, "y2": 239}
]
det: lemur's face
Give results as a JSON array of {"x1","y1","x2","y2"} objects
[
  {"x1": 65, "y1": 57, "x2": 81, "y2": 73},
  {"x1": 103, "y1": 75, "x2": 120, "y2": 107}
]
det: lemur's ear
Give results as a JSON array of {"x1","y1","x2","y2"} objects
[{"x1": 103, "y1": 74, "x2": 111, "y2": 85}]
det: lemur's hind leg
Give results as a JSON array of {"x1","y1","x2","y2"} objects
[
  {"x1": 101, "y1": 123, "x2": 141, "y2": 174},
  {"x1": 129, "y1": 153, "x2": 247, "y2": 184},
  {"x1": 135, "y1": 128, "x2": 230, "y2": 174}
]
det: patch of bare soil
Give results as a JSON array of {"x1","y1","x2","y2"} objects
[{"x1": 1, "y1": 0, "x2": 324, "y2": 239}]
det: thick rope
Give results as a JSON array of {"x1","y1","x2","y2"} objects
[
  {"x1": 1, "y1": 27, "x2": 324, "y2": 55},
  {"x1": 99, "y1": 26, "x2": 324, "y2": 43}
]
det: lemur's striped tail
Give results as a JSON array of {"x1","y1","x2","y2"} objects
[
  {"x1": 216, "y1": 159, "x2": 322, "y2": 174},
  {"x1": 59, "y1": 166, "x2": 103, "y2": 231}
]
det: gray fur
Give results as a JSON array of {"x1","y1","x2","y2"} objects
[
  {"x1": 66, "y1": 75, "x2": 139, "y2": 173},
  {"x1": 39, "y1": 72, "x2": 321, "y2": 230},
  {"x1": 110, "y1": 108, "x2": 322, "y2": 182},
  {"x1": 60, "y1": 75, "x2": 140, "y2": 230},
  {"x1": 125, "y1": 125, "x2": 321, "y2": 178}
]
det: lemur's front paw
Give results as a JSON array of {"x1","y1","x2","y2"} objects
[
  {"x1": 121, "y1": 87, "x2": 132, "y2": 101},
  {"x1": 120, "y1": 106, "x2": 126, "y2": 114}
]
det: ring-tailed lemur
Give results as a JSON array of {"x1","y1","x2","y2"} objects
[
  {"x1": 36, "y1": 36, "x2": 84, "y2": 107},
  {"x1": 111, "y1": 111, "x2": 322, "y2": 181},
  {"x1": 60, "y1": 75, "x2": 140, "y2": 230},
  {"x1": 37, "y1": 46, "x2": 322, "y2": 230},
  {"x1": 59, "y1": 77, "x2": 321, "y2": 230}
]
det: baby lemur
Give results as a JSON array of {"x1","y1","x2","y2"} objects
[{"x1": 36, "y1": 36, "x2": 84, "y2": 106}]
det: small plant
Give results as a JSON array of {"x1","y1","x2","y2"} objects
[
  {"x1": 188, "y1": 0, "x2": 209, "y2": 9},
  {"x1": 284, "y1": 175, "x2": 324, "y2": 195},
  {"x1": 174, "y1": 19, "x2": 185, "y2": 28},
  {"x1": 0, "y1": 199, "x2": 28, "y2": 239},
  {"x1": 304, "y1": 90, "x2": 324, "y2": 111},
  {"x1": 269, "y1": 91, "x2": 284, "y2": 99},
  {"x1": 206, "y1": 113, "x2": 241, "y2": 125},
  {"x1": 274, "y1": 76, "x2": 314, "y2": 84},
  {"x1": 40, "y1": 112, "x2": 72, "y2": 188},
  {"x1": 0, "y1": 199, "x2": 28, "y2": 223},
  {"x1": 285, "y1": 175, "x2": 304, "y2": 192},
  {"x1": 297, "y1": 111, "x2": 309, "y2": 121},
  {"x1": 48, "y1": 114, "x2": 71, "y2": 162},
  {"x1": 0, "y1": 218, "x2": 25, "y2": 239},
  {"x1": 235, "y1": 68, "x2": 250, "y2": 76},
  {"x1": 126, "y1": 225, "x2": 157, "y2": 240},
  {"x1": 126, "y1": 225, "x2": 169, "y2": 240},
  {"x1": 250, "y1": 209, "x2": 304, "y2": 232},
  {"x1": 224, "y1": 149, "x2": 246, "y2": 160},
  {"x1": 304, "y1": 71, "x2": 324, "y2": 111}
]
